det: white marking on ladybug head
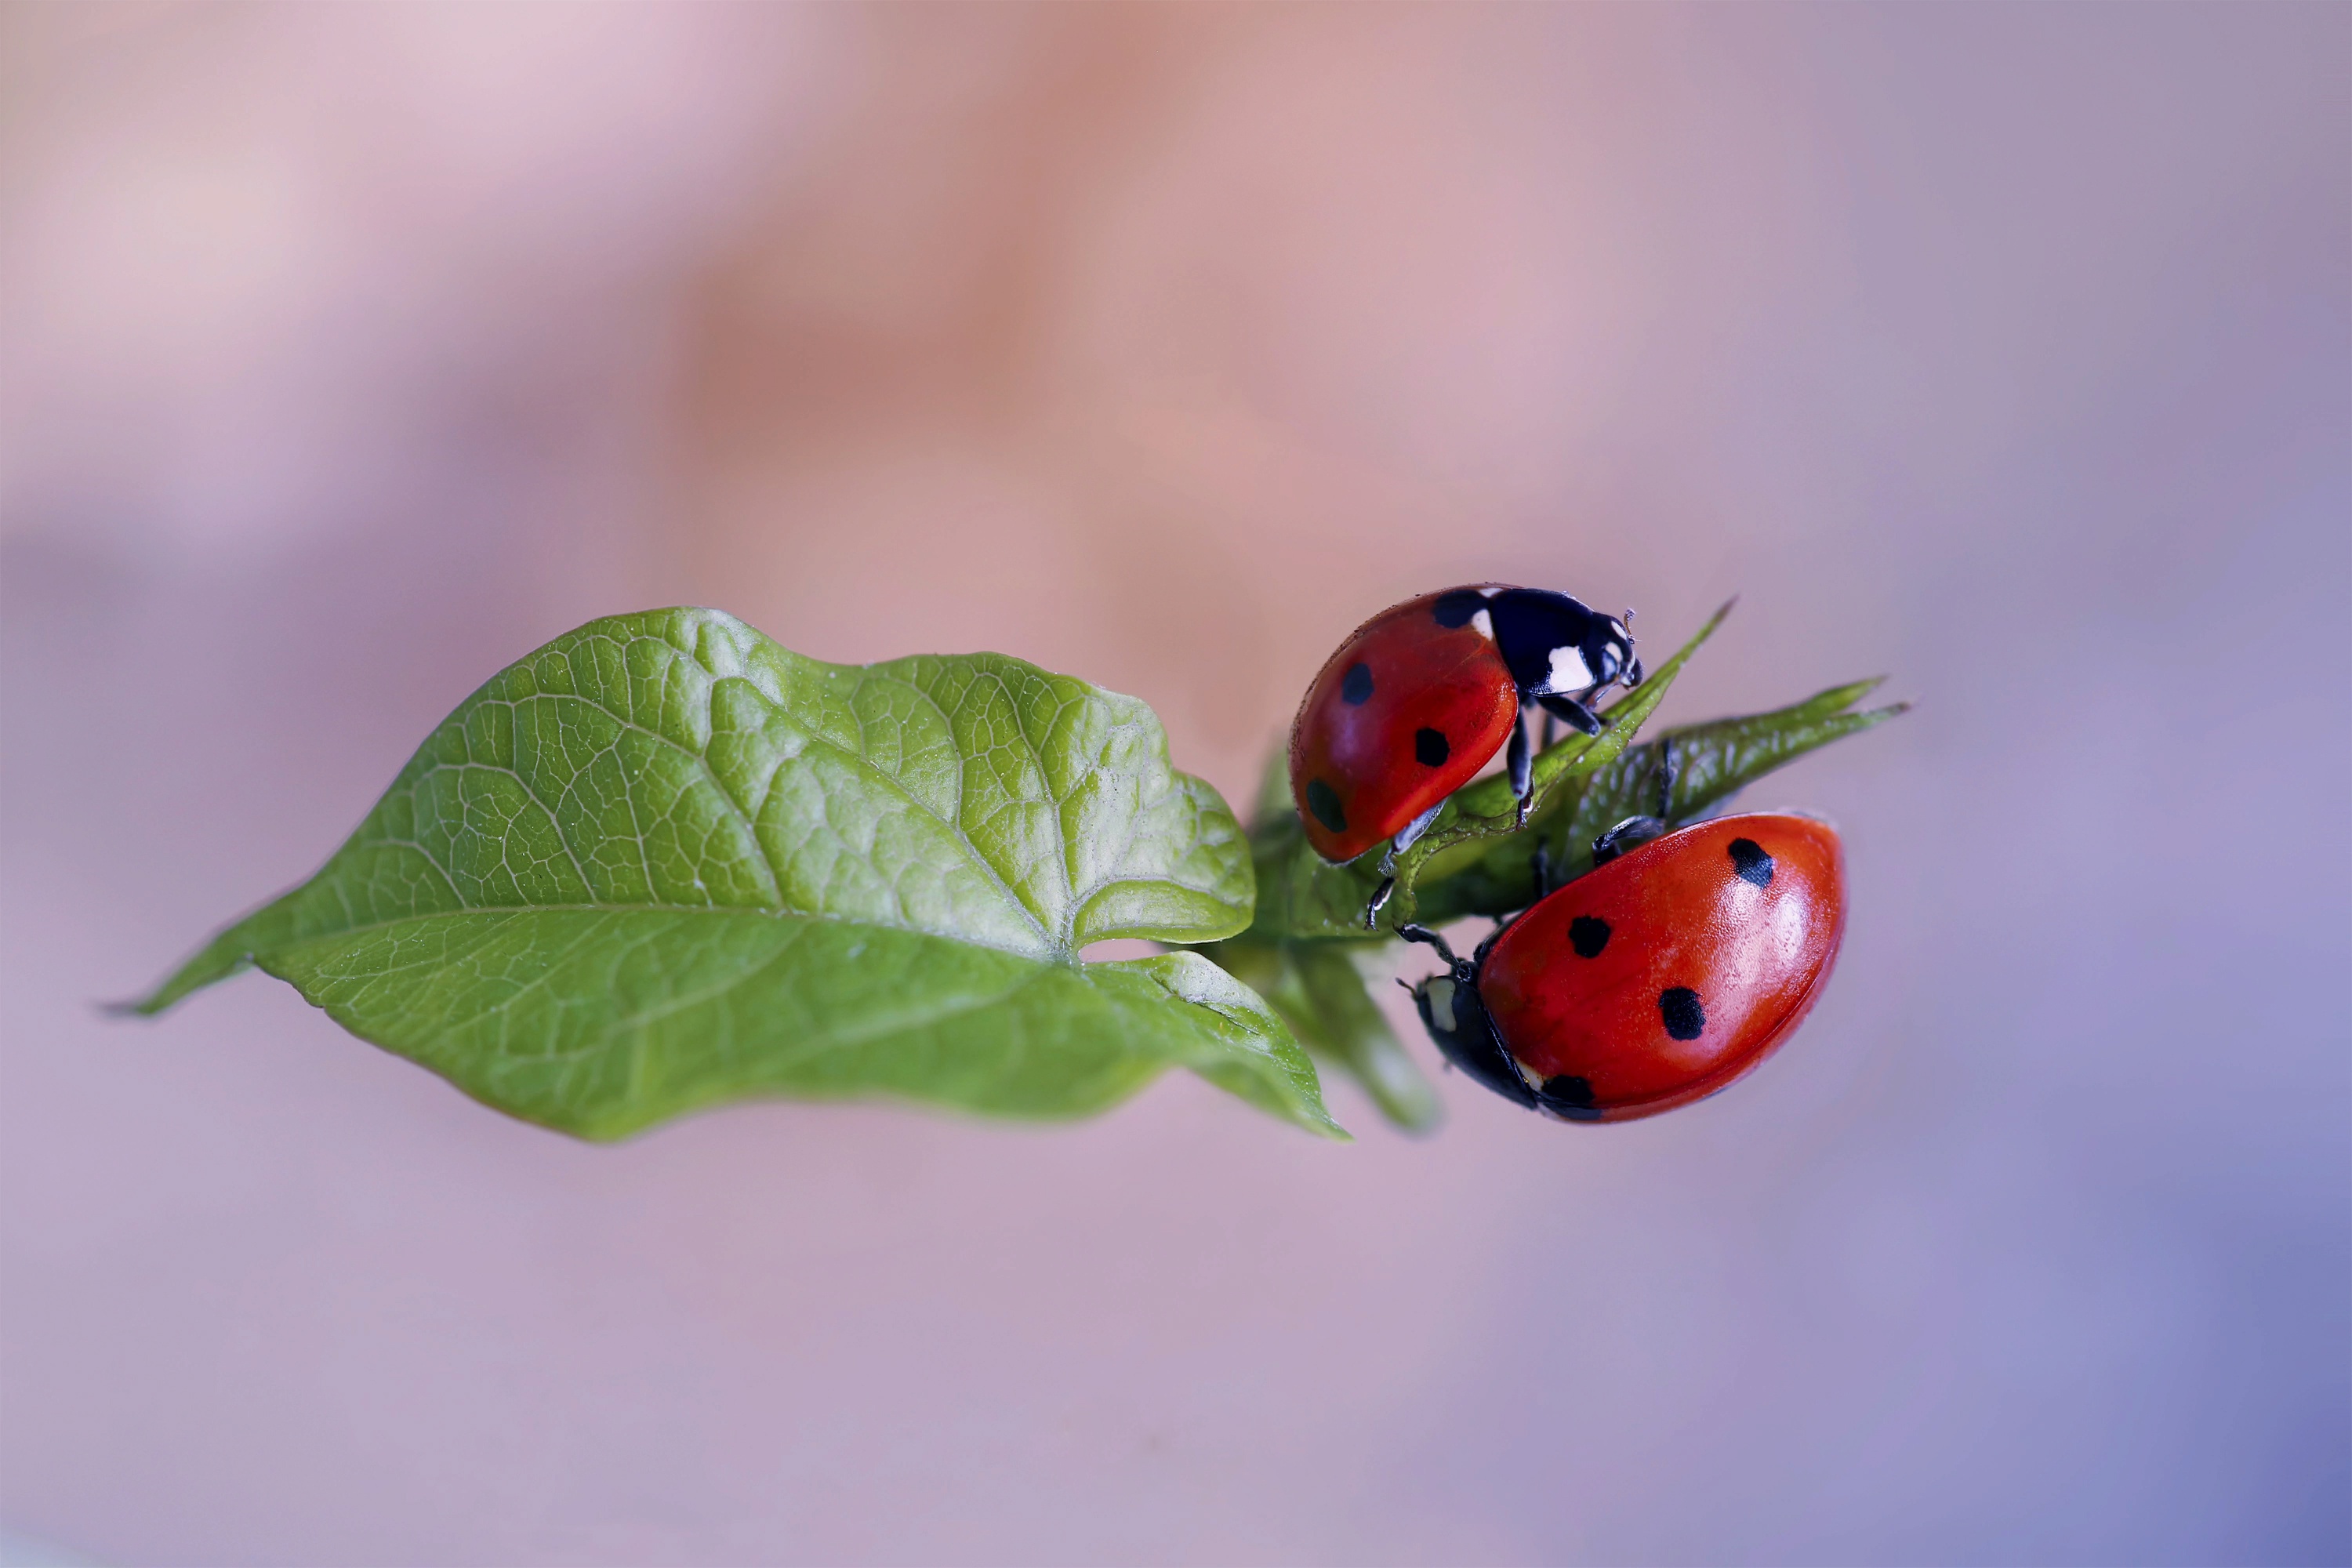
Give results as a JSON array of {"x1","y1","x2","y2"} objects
[
  {"x1": 1470, "y1": 608, "x2": 1494, "y2": 640},
  {"x1": 1546, "y1": 643, "x2": 1594, "y2": 692},
  {"x1": 1601, "y1": 615, "x2": 1640, "y2": 684},
  {"x1": 1423, "y1": 975, "x2": 1459, "y2": 1033}
]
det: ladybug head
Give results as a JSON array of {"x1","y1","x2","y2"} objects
[
  {"x1": 1406, "y1": 961, "x2": 1483, "y2": 1061},
  {"x1": 1490, "y1": 589, "x2": 1645, "y2": 698},
  {"x1": 1397, "y1": 924, "x2": 1483, "y2": 1058},
  {"x1": 1595, "y1": 611, "x2": 1642, "y2": 691}
]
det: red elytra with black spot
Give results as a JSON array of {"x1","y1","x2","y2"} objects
[
  {"x1": 1480, "y1": 814, "x2": 1847, "y2": 1121},
  {"x1": 1287, "y1": 588, "x2": 1521, "y2": 862}
]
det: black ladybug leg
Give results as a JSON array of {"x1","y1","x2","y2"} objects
[
  {"x1": 1368, "y1": 805, "x2": 1445, "y2": 927},
  {"x1": 1536, "y1": 691, "x2": 1602, "y2": 735},
  {"x1": 1591, "y1": 740, "x2": 1681, "y2": 866},
  {"x1": 1382, "y1": 803, "x2": 1443, "y2": 872},
  {"x1": 1538, "y1": 708, "x2": 1557, "y2": 752},
  {"x1": 1591, "y1": 818, "x2": 1653, "y2": 865},
  {"x1": 1395, "y1": 923, "x2": 1458, "y2": 966},
  {"x1": 1508, "y1": 707, "x2": 1534, "y2": 827}
]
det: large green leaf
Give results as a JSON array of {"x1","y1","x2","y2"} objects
[{"x1": 131, "y1": 608, "x2": 1341, "y2": 1141}]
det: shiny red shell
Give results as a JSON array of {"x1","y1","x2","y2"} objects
[
  {"x1": 1479, "y1": 814, "x2": 1847, "y2": 1121},
  {"x1": 1288, "y1": 588, "x2": 1520, "y2": 862}
]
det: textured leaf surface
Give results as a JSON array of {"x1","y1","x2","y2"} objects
[{"x1": 133, "y1": 608, "x2": 1340, "y2": 1139}]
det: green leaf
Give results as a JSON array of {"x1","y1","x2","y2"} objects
[
  {"x1": 129, "y1": 608, "x2": 1341, "y2": 1141},
  {"x1": 1247, "y1": 600, "x2": 1733, "y2": 940}
]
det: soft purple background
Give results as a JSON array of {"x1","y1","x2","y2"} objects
[{"x1": 3, "y1": 6, "x2": 2346, "y2": 1564}]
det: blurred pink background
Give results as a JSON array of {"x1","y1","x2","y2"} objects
[{"x1": 3, "y1": 5, "x2": 2346, "y2": 1563}]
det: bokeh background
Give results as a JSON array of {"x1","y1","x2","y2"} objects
[{"x1": 3, "y1": 5, "x2": 2346, "y2": 1564}]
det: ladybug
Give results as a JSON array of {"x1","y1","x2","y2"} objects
[
  {"x1": 1399, "y1": 761, "x2": 1846, "y2": 1122},
  {"x1": 1287, "y1": 586, "x2": 1642, "y2": 886}
]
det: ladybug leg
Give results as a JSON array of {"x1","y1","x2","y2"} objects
[
  {"x1": 1394, "y1": 923, "x2": 1459, "y2": 966},
  {"x1": 1592, "y1": 817, "x2": 1663, "y2": 865},
  {"x1": 1530, "y1": 842, "x2": 1554, "y2": 901},
  {"x1": 1363, "y1": 804, "x2": 1446, "y2": 926},
  {"x1": 1381, "y1": 803, "x2": 1443, "y2": 872},
  {"x1": 1508, "y1": 707, "x2": 1534, "y2": 826},
  {"x1": 1591, "y1": 739, "x2": 1680, "y2": 866},
  {"x1": 1535, "y1": 691, "x2": 1603, "y2": 735}
]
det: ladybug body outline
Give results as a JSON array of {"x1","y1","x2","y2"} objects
[
  {"x1": 1401, "y1": 804, "x2": 1848, "y2": 1123},
  {"x1": 1287, "y1": 586, "x2": 1642, "y2": 875}
]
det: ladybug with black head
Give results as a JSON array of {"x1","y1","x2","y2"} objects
[
  {"x1": 1287, "y1": 586, "x2": 1642, "y2": 914},
  {"x1": 1399, "y1": 742, "x2": 1849, "y2": 1123}
]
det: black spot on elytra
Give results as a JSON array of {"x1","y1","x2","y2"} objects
[
  {"x1": 1568, "y1": 915, "x2": 1610, "y2": 958},
  {"x1": 1414, "y1": 727, "x2": 1450, "y2": 767},
  {"x1": 1728, "y1": 837, "x2": 1774, "y2": 887},
  {"x1": 1341, "y1": 662, "x2": 1374, "y2": 705},
  {"x1": 1540, "y1": 1076, "x2": 1602, "y2": 1123},
  {"x1": 1659, "y1": 987, "x2": 1705, "y2": 1040},
  {"x1": 1432, "y1": 590, "x2": 1486, "y2": 629},
  {"x1": 1541, "y1": 1074, "x2": 1594, "y2": 1106},
  {"x1": 1306, "y1": 779, "x2": 1348, "y2": 836}
]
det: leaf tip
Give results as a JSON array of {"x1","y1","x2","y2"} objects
[{"x1": 1301, "y1": 1106, "x2": 1355, "y2": 1142}]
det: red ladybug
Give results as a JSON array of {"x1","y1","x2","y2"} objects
[
  {"x1": 1288, "y1": 586, "x2": 1642, "y2": 872},
  {"x1": 1400, "y1": 805, "x2": 1847, "y2": 1122}
]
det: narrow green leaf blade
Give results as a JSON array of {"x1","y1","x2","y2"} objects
[
  {"x1": 1414, "y1": 680, "x2": 1910, "y2": 923},
  {"x1": 132, "y1": 608, "x2": 1336, "y2": 1137}
]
